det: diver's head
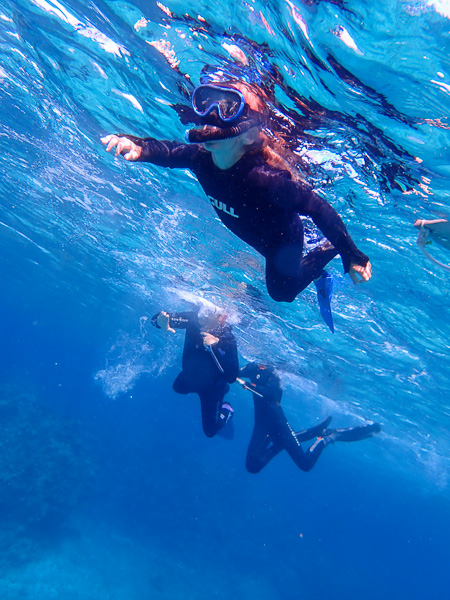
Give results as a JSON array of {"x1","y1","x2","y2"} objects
[
  {"x1": 239, "y1": 362, "x2": 271, "y2": 383},
  {"x1": 187, "y1": 81, "x2": 268, "y2": 144},
  {"x1": 198, "y1": 303, "x2": 227, "y2": 330}
]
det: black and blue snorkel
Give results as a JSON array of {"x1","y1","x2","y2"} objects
[{"x1": 187, "y1": 83, "x2": 265, "y2": 143}]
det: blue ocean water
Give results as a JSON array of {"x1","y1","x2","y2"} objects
[{"x1": 1, "y1": 0, "x2": 450, "y2": 597}]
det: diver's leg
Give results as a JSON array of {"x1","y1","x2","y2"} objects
[
  {"x1": 296, "y1": 436, "x2": 331, "y2": 471},
  {"x1": 246, "y1": 404, "x2": 285, "y2": 473},
  {"x1": 198, "y1": 382, "x2": 232, "y2": 438},
  {"x1": 172, "y1": 372, "x2": 193, "y2": 394},
  {"x1": 301, "y1": 241, "x2": 338, "y2": 285},
  {"x1": 278, "y1": 417, "x2": 328, "y2": 472},
  {"x1": 250, "y1": 405, "x2": 323, "y2": 473},
  {"x1": 245, "y1": 428, "x2": 283, "y2": 474},
  {"x1": 265, "y1": 242, "x2": 338, "y2": 302},
  {"x1": 290, "y1": 422, "x2": 381, "y2": 471},
  {"x1": 295, "y1": 416, "x2": 333, "y2": 442}
]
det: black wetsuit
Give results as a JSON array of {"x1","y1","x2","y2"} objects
[
  {"x1": 239, "y1": 363, "x2": 330, "y2": 473},
  {"x1": 126, "y1": 136, "x2": 369, "y2": 302},
  {"x1": 240, "y1": 362, "x2": 381, "y2": 473},
  {"x1": 152, "y1": 311, "x2": 239, "y2": 437}
]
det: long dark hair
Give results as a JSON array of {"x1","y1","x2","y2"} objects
[{"x1": 230, "y1": 80, "x2": 308, "y2": 182}]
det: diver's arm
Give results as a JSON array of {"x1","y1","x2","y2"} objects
[
  {"x1": 305, "y1": 191, "x2": 371, "y2": 279},
  {"x1": 213, "y1": 329, "x2": 240, "y2": 383},
  {"x1": 151, "y1": 311, "x2": 196, "y2": 331},
  {"x1": 254, "y1": 167, "x2": 370, "y2": 278},
  {"x1": 101, "y1": 134, "x2": 202, "y2": 168},
  {"x1": 414, "y1": 218, "x2": 450, "y2": 236},
  {"x1": 238, "y1": 365, "x2": 281, "y2": 400},
  {"x1": 199, "y1": 325, "x2": 239, "y2": 382}
]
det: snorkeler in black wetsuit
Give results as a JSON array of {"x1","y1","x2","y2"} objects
[
  {"x1": 238, "y1": 362, "x2": 381, "y2": 473},
  {"x1": 102, "y1": 79, "x2": 371, "y2": 331},
  {"x1": 151, "y1": 308, "x2": 239, "y2": 438}
]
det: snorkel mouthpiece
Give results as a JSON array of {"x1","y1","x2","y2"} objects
[{"x1": 187, "y1": 119, "x2": 257, "y2": 143}]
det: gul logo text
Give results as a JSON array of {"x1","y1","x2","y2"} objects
[{"x1": 210, "y1": 197, "x2": 239, "y2": 218}]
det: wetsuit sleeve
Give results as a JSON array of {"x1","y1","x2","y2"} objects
[
  {"x1": 249, "y1": 167, "x2": 369, "y2": 273},
  {"x1": 151, "y1": 311, "x2": 197, "y2": 330},
  {"x1": 213, "y1": 326, "x2": 240, "y2": 383},
  {"x1": 301, "y1": 189, "x2": 369, "y2": 272},
  {"x1": 119, "y1": 135, "x2": 202, "y2": 169}
]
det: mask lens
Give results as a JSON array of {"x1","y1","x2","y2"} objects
[{"x1": 192, "y1": 85, "x2": 245, "y2": 122}]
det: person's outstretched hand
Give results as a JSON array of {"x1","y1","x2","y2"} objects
[
  {"x1": 156, "y1": 311, "x2": 175, "y2": 333},
  {"x1": 101, "y1": 135, "x2": 142, "y2": 161},
  {"x1": 349, "y1": 261, "x2": 372, "y2": 284}
]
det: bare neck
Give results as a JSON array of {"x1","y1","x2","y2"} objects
[{"x1": 207, "y1": 140, "x2": 249, "y2": 170}]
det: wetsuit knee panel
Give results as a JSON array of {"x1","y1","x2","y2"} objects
[{"x1": 245, "y1": 455, "x2": 265, "y2": 474}]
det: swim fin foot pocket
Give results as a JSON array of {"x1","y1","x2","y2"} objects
[{"x1": 324, "y1": 421, "x2": 381, "y2": 443}]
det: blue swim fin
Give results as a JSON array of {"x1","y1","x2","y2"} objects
[{"x1": 314, "y1": 271, "x2": 334, "y2": 333}]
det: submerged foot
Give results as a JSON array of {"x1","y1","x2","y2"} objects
[
  {"x1": 295, "y1": 416, "x2": 333, "y2": 442},
  {"x1": 217, "y1": 403, "x2": 235, "y2": 439}
]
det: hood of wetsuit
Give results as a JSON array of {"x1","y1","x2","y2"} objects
[{"x1": 239, "y1": 362, "x2": 272, "y2": 383}]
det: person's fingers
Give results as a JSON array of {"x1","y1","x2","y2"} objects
[
  {"x1": 349, "y1": 269, "x2": 359, "y2": 285},
  {"x1": 351, "y1": 268, "x2": 364, "y2": 284},
  {"x1": 350, "y1": 261, "x2": 372, "y2": 284},
  {"x1": 356, "y1": 267, "x2": 367, "y2": 281},
  {"x1": 360, "y1": 261, "x2": 372, "y2": 281},
  {"x1": 102, "y1": 135, "x2": 140, "y2": 161},
  {"x1": 103, "y1": 136, "x2": 130, "y2": 155},
  {"x1": 115, "y1": 139, "x2": 131, "y2": 156},
  {"x1": 101, "y1": 135, "x2": 113, "y2": 145},
  {"x1": 124, "y1": 148, "x2": 139, "y2": 161},
  {"x1": 105, "y1": 137, "x2": 120, "y2": 152}
]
